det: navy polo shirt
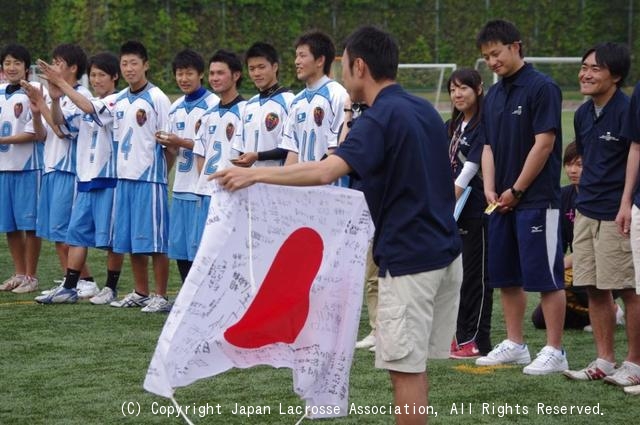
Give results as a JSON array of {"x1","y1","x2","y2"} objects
[
  {"x1": 446, "y1": 118, "x2": 487, "y2": 219},
  {"x1": 575, "y1": 88, "x2": 630, "y2": 220},
  {"x1": 482, "y1": 63, "x2": 562, "y2": 209},
  {"x1": 335, "y1": 84, "x2": 461, "y2": 277},
  {"x1": 622, "y1": 82, "x2": 640, "y2": 209}
]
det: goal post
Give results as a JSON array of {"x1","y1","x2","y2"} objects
[
  {"x1": 475, "y1": 57, "x2": 583, "y2": 110},
  {"x1": 332, "y1": 58, "x2": 456, "y2": 111}
]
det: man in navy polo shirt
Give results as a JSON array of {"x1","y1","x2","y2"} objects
[
  {"x1": 564, "y1": 42, "x2": 640, "y2": 386},
  {"x1": 214, "y1": 26, "x2": 462, "y2": 425},
  {"x1": 474, "y1": 20, "x2": 568, "y2": 375},
  {"x1": 617, "y1": 75, "x2": 640, "y2": 393}
]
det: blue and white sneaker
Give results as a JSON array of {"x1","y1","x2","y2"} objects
[
  {"x1": 110, "y1": 291, "x2": 150, "y2": 308},
  {"x1": 35, "y1": 285, "x2": 78, "y2": 304}
]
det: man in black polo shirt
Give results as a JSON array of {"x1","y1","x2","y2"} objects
[{"x1": 214, "y1": 25, "x2": 462, "y2": 425}]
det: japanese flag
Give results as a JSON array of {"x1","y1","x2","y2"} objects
[{"x1": 144, "y1": 183, "x2": 374, "y2": 418}]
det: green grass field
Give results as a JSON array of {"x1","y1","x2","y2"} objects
[{"x1": 2, "y1": 110, "x2": 633, "y2": 425}]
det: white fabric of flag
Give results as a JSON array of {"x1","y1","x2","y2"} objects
[{"x1": 144, "y1": 183, "x2": 373, "y2": 418}]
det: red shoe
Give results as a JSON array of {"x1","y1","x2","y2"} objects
[
  {"x1": 450, "y1": 339, "x2": 459, "y2": 354},
  {"x1": 450, "y1": 341, "x2": 481, "y2": 359}
]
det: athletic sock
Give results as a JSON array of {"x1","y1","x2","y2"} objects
[
  {"x1": 63, "y1": 269, "x2": 81, "y2": 289},
  {"x1": 81, "y1": 276, "x2": 94, "y2": 282},
  {"x1": 135, "y1": 291, "x2": 149, "y2": 298},
  {"x1": 105, "y1": 270, "x2": 121, "y2": 291},
  {"x1": 176, "y1": 260, "x2": 192, "y2": 282}
]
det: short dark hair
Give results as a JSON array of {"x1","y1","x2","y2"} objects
[
  {"x1": 1, "y1": 43, "x2": 31, "y2": 70},
  {"x1": 582, "y1": 42, "x2": 630, "y2": 88},
  {"x1": 245, "y1": 42, "x2": 279, "y2": 65},
  {"x1": 172, "y1": 49, "x2": 205, "y2": 75},
  {"x1": 295, "y1": 30, "x2": 335, "y2": 75},
  {"x1": 343, "y1": 26, "x2": 398, "y2": 82},
  {"x1": 447, "y1": 68, "x2": 484, "y2": 138},
  {"x1": 120, "y1": 40, "x2": 148, "y2": 62},
  {"x1": 52, "y1": 43, "x2": 87, "y2": 80},
  {"x1": 209, "y1": 49, "x2": 243, "y2": 88},
  {"x1": 88, "y1": 52, "x2": 120, "y2": 86},
  {"x1": 476, "y1": 19, "x2": 524, "y2": 58},
  {"x1": 563, "y1": 141, "x2": 580, "y2": 166}
]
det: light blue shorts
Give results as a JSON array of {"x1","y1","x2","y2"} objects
[
  {"x1": 36, "y1": 171, "x2": 75, "y2": 242},
  {"x1": 0, "y1": 170, "x2": 40, "y2": 232},
  {"x1": 168, "y1": 195, "x2": 202, "y2": 261},
  {"x1": 66, "y1": 188, "x2": 116, "y2": 249},
  {"x1": 112, "y1": 180, "x2": 168, "y2": 254},
  {"x1": 195, "y1": 195, "x2": 211, "y2": 249}
]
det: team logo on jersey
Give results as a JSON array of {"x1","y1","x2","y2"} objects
[
  {"x1": 265, "y1": 112, "x2": 279, "y2": 131},
  {"x1": 313, "y1": 107, "x2": 324, "y2": 126},
  {"x1": 14, "y1": 103, "x2": 23, "y2": 119},
  {"x1": 176, "y1": 122, "x2": 185, "y2": 131},
  {"x1": 245, "y1": 113, "x2": 253, "y2": 123},
  {"x1": 136, "y1": 109, "x2": 147, "y2": 126},
  {"x1": 512, "y1": 105, "x2": 523, "y2": 115},
  {"x1": 296, "y1": 112, "x2": 306, "y2": 123},
  {"x1": 226, "y1": 123, "x2": 235, "y2": 141},
  {"x1": 116, "y1": 111, "x2": 124, "y2": 120},
  {"x1": 195, "y1": 119, "x2": 202, "y2": 135},
  {"x1": 599, "y1": 131, "x2": 620, "y2": 142},
  {"x1": 208, "y1": 125, "x2": 216, "y2": 134}
]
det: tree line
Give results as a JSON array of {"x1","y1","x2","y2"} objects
[{"x1": 1, "y1": 0, "x2": 638, "y2": 92}]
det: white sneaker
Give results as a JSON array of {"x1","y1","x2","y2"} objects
[
  {"x1": 563, "y1": 358, "x2": 616, "y2": 381},
  {"x1": 140, "y1": 295, "x2": 171, "y2": 313},
  {"x1": 355, "y1": 333, "x2": 376, "y2": 349},
  {"x1": 90, "y1": 287, "x2": 117, "y2": 305},
  {"x1": 12, "y1": 276, "x2": 39, "y2": 294},
  {"x1": 603, "y1": 361, "x2": 640, "y2": 387},
  {"x1": 476, "y1": 339, "x2": 531, "y2": 366},
  {"x1": 0, "y1": 275, "x2": 25, "y2": 291},
  {"x1": 110, "y1": 291, "x2": 150, "y2": 308},
  {"x1": 523, "y1": 346, "x2": 568, "y2": 375},
  {"x1": 77, "y1": 280, "x2": 100, "y2": 298}
]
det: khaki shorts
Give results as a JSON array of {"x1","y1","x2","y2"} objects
[
  {"x1": 573, "y1": 212, "x2": 635, "y2": 290},
  {"x1": 375, "y1": 255, "x2": 462, "y2": 373},
  {"x1": 631, "y1": 205, "x2": 640, "y2": 295}
]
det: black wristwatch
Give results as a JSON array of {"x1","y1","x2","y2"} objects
[{"x1": 510, "y1": 187, "x2": 524, "y2": 200}]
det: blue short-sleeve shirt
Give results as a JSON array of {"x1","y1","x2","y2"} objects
[
  {"x1": 575, "y1": 88, "x2": 630, "y2": 220},
  {"x1": 483, "y1": 63, "x2": 562, "y2": 209},
  {"x1": 335, "y1": 84, "x2": 461, "y2": 277},
  {"x1": 621, "y1": 82, "x2": 640, "y2": 209}
]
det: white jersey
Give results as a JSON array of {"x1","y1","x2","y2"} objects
[
  {"x1": 63, "y1": 92, "x2": 120, "y2": 183},
  {"x1": 0, "y1": 82, "x2": 48, "y2": 171},
  {"x1": 169, "y1": 89, "x2": 219, "y2": 194},
  {"x1": 43, "y1": 84, "x2": 92, "y2": 174},
  {"x1": 193, "y1": 98, "x2": 246, "y2": 196},
  {"x1": 113, "y1": 83, "x2": 171, "y2": 184},
  {"x1": 280, "y1": 76, "x2": 347, "y2": 163},
  {"x1": 235, "y1": 88, "x2": 294, "y2": 167}
]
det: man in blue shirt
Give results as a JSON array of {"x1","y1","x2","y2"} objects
[
  {"x1": 475, "y1": 20, "x2": 568, "y2": 375},
  {"x1": 564, "y1": 42, "x2": 640, "y2": 386},
  {"x1": 214, "y1": 26, "x2": 462, "y2": 425}
]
